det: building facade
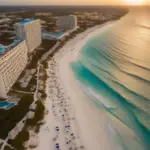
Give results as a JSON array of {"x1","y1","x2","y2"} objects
[
  {"x1": 15, "y1": 19, "x2": 41, "y2": 53},
  {"x1": 56, "y1": 15, "x2": 78, "y2": 30},
  {"x1": 0, "y1": 41, "x2": 28, "y2": 98}
]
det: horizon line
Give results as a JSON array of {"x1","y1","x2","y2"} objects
[{"x1": 0, "y1": 4, "x2": 149, "y2": 7}]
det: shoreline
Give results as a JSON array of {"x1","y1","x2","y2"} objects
[{"x1": 36, "y1": 21, "x2": 116, "y2": 150}]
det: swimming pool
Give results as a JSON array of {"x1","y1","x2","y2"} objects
[
  {"x1": 42, "y1": 32, "x2": 65, "y2": 39},
  {"x1": 0, "y1": 101, "x2": 16, "y2": 110}
]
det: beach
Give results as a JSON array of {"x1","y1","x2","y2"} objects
[{"x1": 36, "y1": 21, "x2": 116, "y2": 150}]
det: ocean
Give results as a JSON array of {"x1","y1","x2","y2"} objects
[{"x1": 71, "y1": 8, "x2": 150, "y2": 150}]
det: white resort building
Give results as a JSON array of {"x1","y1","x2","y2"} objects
[
  {"x1": 56, "y1": 15, "x2": 78, "y2": 30},
  {"x1": 0, "y1": 40, "x2": 28, "y2": 98},
  {"x1": 15, "y1": 19, "x2": 42, "y2": 53}
]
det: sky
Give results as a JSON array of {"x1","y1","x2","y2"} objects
[{"x1": 0, "y1": 0, "x2": 149, "y2": 5}]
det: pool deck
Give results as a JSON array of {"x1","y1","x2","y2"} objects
[{"x1": 42, "y1": 26, "x2": 79, "y2": 40}]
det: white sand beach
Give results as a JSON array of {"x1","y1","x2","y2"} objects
[{"x1": 36, "y1": 21, "x2": 116, "y2": 150}]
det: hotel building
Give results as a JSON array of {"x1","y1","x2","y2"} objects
[
  {"x1": 15, "y1": 19, "x2": 41, "y2": 53},
  {"x1": 56, "y1": 15, "x2": 78, "y2": 30},
  {"x1": 0, "y1": 40, "x2": 28, "y2": 98}
]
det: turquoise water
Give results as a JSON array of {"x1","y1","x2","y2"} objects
[
  {"x1": 0, "y1": 101, "x2": 16, "y2": 109},
  {"x1": 71, "y1": 8, "x2": 150, "y2": 150}
]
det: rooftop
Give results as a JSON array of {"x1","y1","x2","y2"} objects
[
  {"x1": 20, "y1": 18, "x2": 35, "y2": 24},
  {"x1": 0, "y1": 40, "x2": 22, "y2": 58}
]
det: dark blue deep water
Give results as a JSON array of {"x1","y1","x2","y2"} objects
[{"x1": 71, "y1": 8, "x2": 150, "y2": 150}]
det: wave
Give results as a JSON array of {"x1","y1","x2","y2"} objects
[
  {"x1": 71, "y1": 62, "x2": 150, "y2": 150},
  {"x1": 87, "y1": 42, "x2": 150, "y2": 91},
  {"x1": 88, "y1": 42, "x2": 150, "y2": 74},
  {"x1": 71, "y1": 9, "x2": 150, "y2": 150},
  {"x1": 80, "y1": 43, "x2": 150, "y2": 99},
  {"x1": 136, "y1": 24, "x2": 150, "y2": 30}
]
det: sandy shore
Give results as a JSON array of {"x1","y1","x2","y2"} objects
[{"x1": 36, "y1": 21, "x2": 116, "y2": 150}]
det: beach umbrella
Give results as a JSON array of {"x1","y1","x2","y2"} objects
[{"x1": 56, "y1": 145, "x2": 59, "y2": 149}]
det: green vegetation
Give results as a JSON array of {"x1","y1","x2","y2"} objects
[
  {"x1": 42, "y1": 61, "x2": 49, "y2": 69},
  {"x1": 4, "y1": 145, "x2": 14, "y2": 150},
  {"x1": 0, "y1": 143, "x2": 3, "y2": 149},
  {"x1": 27, "y1": 40, "x2": 56, "y2": 70},
  {"x1": 8, "y1": 100, "x2": 45, "y2": 150},
  {"x1": 40, "y1": 68, "x2": 48, "y2": 83},
  {"x1": 27, "y1": 76, "x2": 37, "y2": 92},
  {"x1": 6, "y1": 39, "x2": 49, "y2": 148},
  {"x1": 0, "y1": 94, "x2": 34, "y2": 139},
  {"x1": 12, "y1": 39, "x2": 56, "y2": 92},
  {"x1": 8, "y1": 127, "x2": 29, "y2": 150},
  {"x1": 28, "y1": 145, "x2": 37, "y2": 149},
  {"x1": 26, "y1": 100, "x2": 45, "y2": 133},
  {"x1": 36, "y1": 62, "x2": 48, "y2": 100},
  {"x1": 0, "y1": 32, "x2": 14, "y2": 45}
]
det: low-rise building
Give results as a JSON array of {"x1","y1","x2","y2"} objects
[
  {"x1": 84, "y1": 12, "x2": 105, "y2": 21},
  {"x1": 35, "y1": 13, "x2": 52, "y2": 16},
  {"x1": 0, "y1": 40, "x2": 28, "y2": 98},
  {"x1": 15, "y1": 19, "x2": 41, "y2": 53}
]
